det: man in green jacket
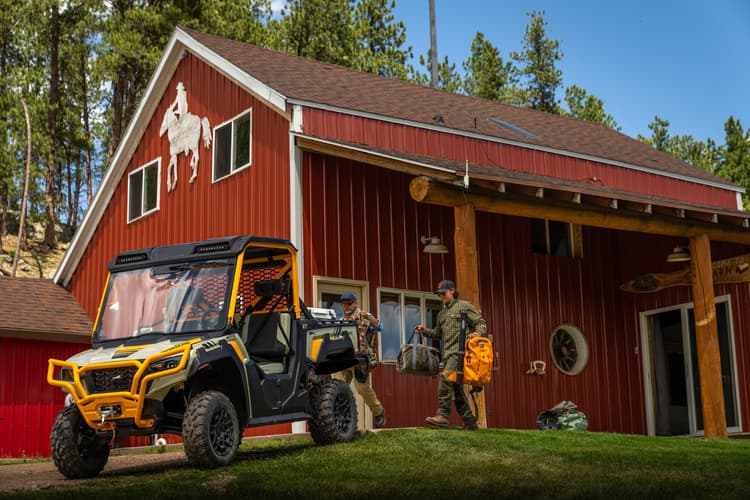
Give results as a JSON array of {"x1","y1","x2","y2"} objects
[{"x1": 415, "y1": 279, "x2": 487, "y2": 430}]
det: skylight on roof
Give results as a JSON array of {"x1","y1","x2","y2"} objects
[{"x1": 489, "y1": 118, "x2": 537, "y2": 138}]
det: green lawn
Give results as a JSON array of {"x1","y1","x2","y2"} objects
[{"x1": 4, "y1": 428, "x2": 750, "y2": 499}]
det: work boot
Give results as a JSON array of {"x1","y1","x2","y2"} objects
[
  {"x1": 425, "y1": 415, "x2": 449, "y2": 428},
  {"x1": 374, "y1": 409, "x2": 386, "y2": 429},
  {"x1": 462, "y1": 421, "x2": 479, "y2": 431}
]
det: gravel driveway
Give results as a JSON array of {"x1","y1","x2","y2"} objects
[{"x1": 0, "y1": 449, "x2": 189, "y2": 493}]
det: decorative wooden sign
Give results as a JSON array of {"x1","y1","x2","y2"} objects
[
  {"x1": 620, "y1": 253, "x2": 750, "y2": 293},
  {"x1": 159, "y1": 82, "x2": 212, "y2": 192}
]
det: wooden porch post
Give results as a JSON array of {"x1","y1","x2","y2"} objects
[
  {"x1": 453, "y1": 202, "x2": 488, "y2": 428},
  {"x1": 689, "y1": 233, "x2": 728, "y2": 438}
]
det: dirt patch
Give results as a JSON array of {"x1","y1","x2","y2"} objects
[
  {"x1": 0, "y1": 451, "x2": 189, "y2": 493},
  {"x1": 0, "y1": 235, "x2": 67, "y2": 279}
]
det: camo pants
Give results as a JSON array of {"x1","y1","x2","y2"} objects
[{"x1": 437, "y1": 355, "x2": 476, "y2": 424}]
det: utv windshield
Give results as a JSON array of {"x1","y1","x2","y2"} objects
[{"x1": 94, "y1": 259, "x2": 235, "y2": 341}]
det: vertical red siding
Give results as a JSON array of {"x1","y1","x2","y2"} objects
[
  {"x1": 0, "y1": 338, "x2": 88, "y2": 457},
  {"x1": 68, "y1": 53, "x2": 291, "y2": 318},
  {"x1": 302, "y1": 150, "x2": 750, "y2": 434},
  {"x1": 303, "y1": 153, "x2": 455, "y2": 426},
  {"x1": 303, "y1": 108, "x2": 738, "y2": 209}
]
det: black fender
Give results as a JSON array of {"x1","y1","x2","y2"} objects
[{"x1": 187, "y1": 336, "x2": 251, "y2": 422}]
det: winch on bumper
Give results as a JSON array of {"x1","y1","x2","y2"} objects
[{"x1": 47, "y1": 342, "x2": 196, "y2": 431}]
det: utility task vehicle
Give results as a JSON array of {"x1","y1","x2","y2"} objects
[{"x1": 48, "y1": 236, "x2": 362, "y2": 478}]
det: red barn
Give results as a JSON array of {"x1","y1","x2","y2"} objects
[
  {"x1": 0, "y1": 278, "x2": 90, "y2": 457},
  {"x1": 50, "y1": 27, "x2": 750, "y2": 440}
]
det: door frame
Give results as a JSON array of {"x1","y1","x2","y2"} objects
[
  {"x1": 312, "y1": 276, "x2": 372, "y2": 430},
  {"x1": 639, "y1": 294, "x2": 742, "y2": 436},
  {"x1": 312, "y1": 276, "x2": 370, "y2": 312}
]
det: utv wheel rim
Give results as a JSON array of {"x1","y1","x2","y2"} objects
[
  {"x1": 334, "y1": 393, "x2": 352, "y2": 433},
  {"x1": 76, "y1": 421, "x2": 99, "y2": 459},
  {"x1": 209, "y1": 407, "x2": 235, "y2": 456}
]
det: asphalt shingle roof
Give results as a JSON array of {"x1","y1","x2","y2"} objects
[
  {"x1": 182, "y1": 27, "x2": 735, "y2": 189},
  {"x1": 0, "y1": 277, "x2": 92, "y2": 340}
]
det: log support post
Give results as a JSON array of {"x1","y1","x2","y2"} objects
[
  {"x1": 453, "y1": 203, "x2": 487, "y2": 428},
  {"x1": 689, "y1": 233, "x2": 728, "y2": 438}
]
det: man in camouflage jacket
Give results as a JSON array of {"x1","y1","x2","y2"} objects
[
  {"x1": 416, "y1": 280, "x2": 487, "y2": 430},
  {"x1": 333, "y1": 292, "x2": 386, "y2": 428}
]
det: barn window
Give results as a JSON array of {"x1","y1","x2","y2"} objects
[
  {"x1": 213, "y1": 108, "x2": 252, "y2": 182},
  {"x1": 127, "y1": 159, "x2": 160, "y2": 222},
  {"x1": 531, "y1": 219, "x2": 583, "y2": 258},
  {"x1": 378, "y1": 288, "x2": 442, "y2": 362},
  {"x1": 549, "y1": 324, "x2": 589, "y2": 375}
]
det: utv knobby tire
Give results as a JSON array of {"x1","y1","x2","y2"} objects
[
  {"x1": 182, "y1": 390, "x2": 240, "y2": 467},
  {"x1": 50, "y1": 405, "x2": 111, "y2": 479},
  {"x1": 309, "y1": 378, "x2": 358, "y2": 445}
]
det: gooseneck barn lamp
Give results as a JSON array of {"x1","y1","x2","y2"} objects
[{"x1": 421, "y1": 236, "x2": 449, "y2": 254}]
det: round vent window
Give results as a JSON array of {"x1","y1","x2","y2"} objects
[{"x1": 549, "y1": 324, "x2": 589, "y2": 376}]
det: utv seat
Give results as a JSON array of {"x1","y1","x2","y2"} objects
[{"x1": 242, "y1": 311, "x2": 291, "y2": 375}]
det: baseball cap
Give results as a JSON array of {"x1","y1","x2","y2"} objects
[
  {"x1": 434, "y1": 279, "x2": 456, "y2": 294},
  {"x1": 340, "y1": 292, "x2": 357, "y2": 302}
]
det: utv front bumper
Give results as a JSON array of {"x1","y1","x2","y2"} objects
[{"x1": 47, "y1": 342, "x2": 196, "y2": 431}]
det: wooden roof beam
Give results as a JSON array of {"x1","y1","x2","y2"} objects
[
  {"x1": 620, "y1": 200, "x2": 652, "y2": 215},
  {"x1": 409, "y1": 176, "x2": 750, "y2": 245},
  {"x1": 687, "y1": 210, "x2": 720, "y2": 224},
  {"x1": 545, "y1": 189, "x2": 581, "y2": 204},
  {"x1": 580, "y1": 193, "x2": 616, "y2": 209}
]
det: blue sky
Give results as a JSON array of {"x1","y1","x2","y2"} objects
[{"x1": 390, "y1": 0, "x2": 750, "y2": 144}]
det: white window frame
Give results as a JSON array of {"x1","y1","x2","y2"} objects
[
  {"x1": 212, "y1": 108, "x2": 252, "y2": 183},
  {"x1": 639, "y1": 294, "x2": 742, "y2": 436},
  {"x1": 127, "y1": 158, "x2": 161, "y2": 223},
  {"x1": 311, "y1": 276, "x2": 370, "y2": 312},
  {"x1": 377, "y1": 286, "x2": 443, "y2": 363}
]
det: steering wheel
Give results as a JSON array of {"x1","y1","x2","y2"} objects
[{"x1": 198, "y1": 307, "x2": 223, "y2": 330}]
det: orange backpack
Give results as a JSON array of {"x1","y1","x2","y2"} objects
[{"x1": 462, "y1": 336, "x2": 494, "y2": 386}]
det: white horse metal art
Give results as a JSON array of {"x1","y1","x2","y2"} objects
[{"x1": 159, "y1": 83, "x2": 212, "y2": 192}]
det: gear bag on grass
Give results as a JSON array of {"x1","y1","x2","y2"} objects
[
  {"x1": 536, "y1": 400, "x2": 588, "y2": 431},
  {"x1": 462, "y1": 335, "x2": 494, "y2": 386}
]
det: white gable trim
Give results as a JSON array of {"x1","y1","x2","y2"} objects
[
  {"x1": 54, "y1": 28, "x2": 288, "y2": 286},
  {"x1": 290, "y1": 105, "x2": 304, "y2": 302},
  {"x1": 289, "y1": 98, "x2": 745, "y2": 195},
  {"x1": 178, "y1": 30, "x2": 286, "y2": 113}
]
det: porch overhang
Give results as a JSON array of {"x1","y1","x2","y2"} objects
[
  {"x1": 295, "y1": 134, "x2": 749, "y2": 244},
  {"x1": 297, "y1": 134, "x2": 741, "y2": 438},
  {"x1": 409, "y1": 176, "x2": 750, "y2": 246}
]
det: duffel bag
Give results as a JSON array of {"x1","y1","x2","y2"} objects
[{"x1": 397, "y1": 332, "x2": 440, "y2": 376}]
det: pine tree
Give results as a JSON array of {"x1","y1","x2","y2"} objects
[
  {"x1": 413, "y1": 51, "x2": 462, "y2": 93},
  {"x1": 190, "y1": 0, "x2": 272, "y2": 45},
  {"x1": 718, "y1": 116, "x2": 750, "y2": 208},
  {"x1": 352, "y1": 0, "x2": 412, "y2": 79},
  {"x1": 562, "y1": 85, "x2": 619, "y2": 130},
  {"x1": 462, "y1": 32, "x2": 520, "y2": 103},
  {"x1": 510, "y1": 10, "x2": 563, "y2": 113},
  {"x1": 275, "y1": 0, "x2": 356, "y2": 66}
]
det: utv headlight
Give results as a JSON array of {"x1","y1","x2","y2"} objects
[
  {"x1": 147, "y1": 354, "x2": 184, "y2": 373},
  {"x1": 59, "y1": 366, "x2": 74, "y2": 382}
]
